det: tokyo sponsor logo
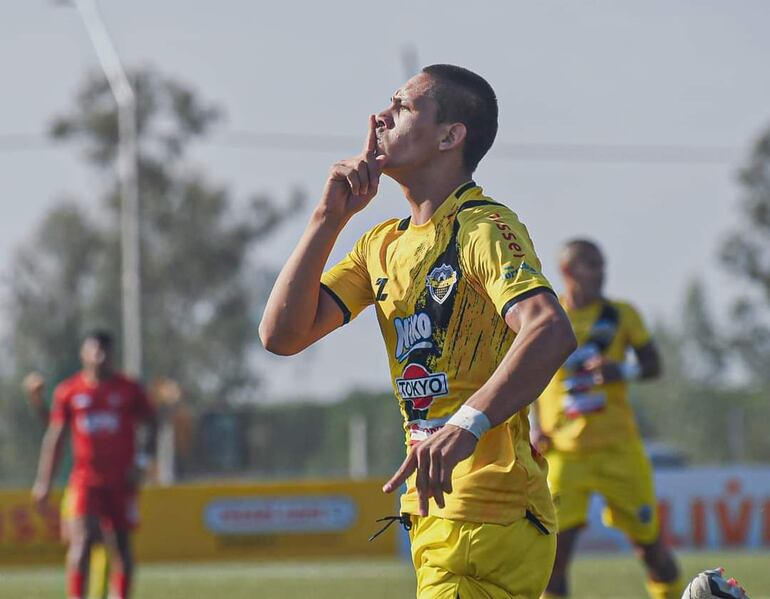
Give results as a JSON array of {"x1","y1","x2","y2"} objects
[
  {"x1": 394, "y1": 312, "x2": 433, "y2": 362},
  {"x1": 425, "y1": 264, "x2": 457, "y2": 305},
  {"x1": 396, "y1": 363, "x2": 449, "y2": 411}
]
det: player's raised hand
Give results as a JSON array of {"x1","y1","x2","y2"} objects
[
  {"x1": 382, "y1": 425, "x2": 477, "y2": 516},
  {"x1": 583, "y1": 354, "x2": 623, "y2": 385},
  {"x1": 22, "y1": 372, "x2": 45, "y2": 405},
  {"x1": 320, "y1": 115, "x2": 387, "y2": 221}
]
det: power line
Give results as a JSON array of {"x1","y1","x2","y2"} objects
[{"x1": 0, "y1": 130, "x2": 741, "y2": 165}]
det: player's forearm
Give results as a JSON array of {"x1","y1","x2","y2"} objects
[
  {"x1": 465, "y1": 314, "x2": 576, "y2": 428},
  {"x1": 34, "y1": 428, "x2": 64, "y2": 487},
  {"x1": 259, "y1": 209, "x2": 347, "y2": 353}
]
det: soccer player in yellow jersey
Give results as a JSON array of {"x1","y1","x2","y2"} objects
[
  {"x1": 260, "y1": 64, "x2": 577, "y2": 598},
  {"x1": 532, "y1": 239, "x2": 680, "y2": 599}
]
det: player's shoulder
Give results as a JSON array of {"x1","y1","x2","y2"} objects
[
  {"x1": 359, "y1": 217, "x2": 402, "y2": 242},
  {"x1": 605, "y1": 298, "x2": 645, "y2": 321},
  {"x1": 110, "y1": 373, "x2": 144, "y2": 392},
  {"x1": 456, "y1": 193, "x2": 524, "y2": 231},
  {"x1": 55, "y1": 373, "x2": 84, "y2": 396}
]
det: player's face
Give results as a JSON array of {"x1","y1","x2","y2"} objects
[
  {"x1": 566, "y1": 248, "x2": 605, "y2": 295},
  {"x1": 80, "y1": 338, "x2": 112, "y2": 371},
  {"x1": 375, "y1": 73, "x2": 444, "y2": 173}
]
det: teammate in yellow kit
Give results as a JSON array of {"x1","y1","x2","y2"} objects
[
  {"x1": 260, "y1": 64, "x2": 577, "y2": 598},
  {"x1": 531, "y1": 239, "x2": 680, "y2": 599}
]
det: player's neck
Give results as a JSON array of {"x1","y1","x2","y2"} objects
[
  {"x1": 82, "y1": 367, "x2": 113, "y2": 384},
  {"x1": 564, "y1": 287, "x2": 602, "y2": 310},
  {"x1": 397, "y1": 166, "x2": 471, "y2": 226}
]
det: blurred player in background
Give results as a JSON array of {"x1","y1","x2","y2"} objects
[
  {"x1": 531, "y1": 239, "x2": 680, "y2": 599},
  {"x1": 260, "y1": 64, "x2": 577, "y2": 598},
  {"x1": 32, "y1": 330, "x2": 155, "y2": 599},
  {"x1": 23, "y1": 372, "x2": 110, "y2": 599}
]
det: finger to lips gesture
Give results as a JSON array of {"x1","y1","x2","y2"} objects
[
  {"x1": 382, "y1": 425, "x2": 477, "y2": 516},
  {"x1": 326, "y1": 115, "x2": 387, "y2": 216}
]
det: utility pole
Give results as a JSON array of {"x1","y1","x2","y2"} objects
[
  {"x1": 401, "y1": 44, "x2": 419, "y2": 79},
  {"x1": 71, "y1": 0, "x2": 142, "y2": 377}
]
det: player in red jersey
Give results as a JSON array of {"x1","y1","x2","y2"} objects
[
  {"x1": 24, "y1": 372, "x2": 111, "y2": 599},
  {"x1": 32, "y1": 331, "x2": 155, "y2": 599}
]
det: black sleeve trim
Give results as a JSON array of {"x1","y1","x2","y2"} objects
[
  {"x1": 458, "y1": 198, "x2": 504, "y2": 213},
  {"x1": 320, "y1": 283, "x2": 351, "y2": 324},
  {"x1": 500, "y1": 286, "x2": 557, "y2": 319}
]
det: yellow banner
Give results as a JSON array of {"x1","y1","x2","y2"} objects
[{"x1": 0, "y1": 480, "x2": 400, "y2": 565}]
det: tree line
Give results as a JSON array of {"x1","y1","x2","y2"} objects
[{"x1": 0, "y1": 68, "x2": 768, "y2": 486}]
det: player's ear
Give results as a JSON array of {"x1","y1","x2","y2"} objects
[{"x1": 438, "y1": 123, "x2": 466, "y2": 152}]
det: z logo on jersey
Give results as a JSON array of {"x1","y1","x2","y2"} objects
[
  {"x1": 394, "y1": 312, "x2": 433, "y2": 362},
  {"x1": 426, "y1": 264, "x2": 457, "y2": 305}
]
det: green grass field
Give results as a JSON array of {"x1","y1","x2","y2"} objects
[{"x1": 0, "y1": 552, "x2": 767, "y2": 598}]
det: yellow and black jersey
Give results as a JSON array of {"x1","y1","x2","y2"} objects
[
  {"x1": 321, "y1": 181, "x2": 556, "y2": 527},
  {"x1": 537, "y1": 298, "x2": 651, "y2": 452}
]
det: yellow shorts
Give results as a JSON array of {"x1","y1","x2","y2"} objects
[
  {"x1": 61, "y1": 486, "x2": 74, "y2": 520},
  {"x1": 409, "y1": 514, "x2": 556, "y2": 598},
  {"x1": 546, "y1": 440, "x2": 659, "y2": 544}
]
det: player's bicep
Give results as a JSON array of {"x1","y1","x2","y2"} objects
[
  {"x1": 318, "y1": 239, "x2": 375, "y2": 328},
  {"x1": 504, "y1": 289, "x2": 569, "y2": 335},
  {"x1": 306, "y1": 286, "x2": 349, "y2": 344}
]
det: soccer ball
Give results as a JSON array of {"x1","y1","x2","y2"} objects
[{"x1": 682, "y1": 568, "x2": 749, "y2": 599}]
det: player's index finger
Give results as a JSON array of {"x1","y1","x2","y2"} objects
[
  {"x1": 363, "y1": 114, "x2": 377, "y2": 155},
  {"x1": 383, "y1": 452, "x2": 416, "y2": 492}
]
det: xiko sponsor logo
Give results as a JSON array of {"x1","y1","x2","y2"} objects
[
  {"x1": 394, "y1": 312, "x2": 433, "y2": 362},
  {"x1": 395, "y1": 363, "x2": 448, "y2": 411}
]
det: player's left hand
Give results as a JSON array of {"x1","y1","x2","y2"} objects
[
  {"x1": 382, "y1": 425, "x2": 478, "y2": 516},
  {"x1": 583, "y1": 355, "x2": 623, "y2": 385}
]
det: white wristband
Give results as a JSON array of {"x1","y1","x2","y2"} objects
[
  {"x1": 619, "y1": 361, "x2": 641, "y2": 381},
  {"x1": 446, "y1": 405, "x2": 491, "y2": 440}
]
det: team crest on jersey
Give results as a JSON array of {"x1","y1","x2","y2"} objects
[
  {"x1": 425, "y1": 264, "x2": 458, "y2": 305},
  {"x1": 73, "y1": 394, "x2": 92, "y2": 409}
]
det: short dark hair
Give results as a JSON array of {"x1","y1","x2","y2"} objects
[
  {"x1": 83, "y1": 329, "x2": 114, "y2": 350},
  {"x1": 560, "y1": 239, "x2": 604, "y2": 265},
  {"x1": 421, "y1": 64, "x2": 498, "y2": 172},
  {"x1": 563, "y1": 239, "x2": 602, "y2": 255}
]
